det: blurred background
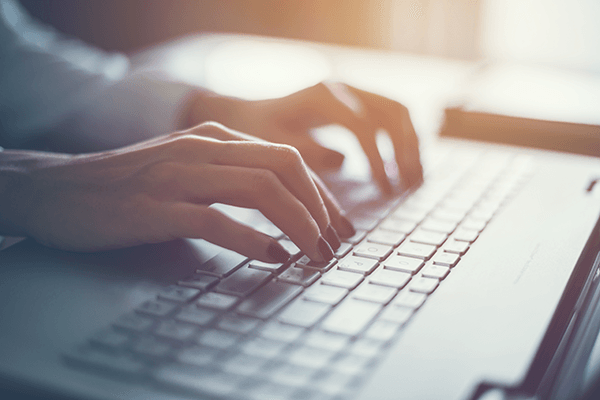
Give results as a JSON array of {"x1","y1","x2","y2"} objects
[{"x1": 20, "y1": 0, "x2": 600, "y2": 73}]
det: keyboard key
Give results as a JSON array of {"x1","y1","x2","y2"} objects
[
  {"x1": 379, "y1": 219, "x2": 417, "y2": 234},
  {"x1": 277, "y1": 266, "x2": 320, "y2": 286},
  {"x1": 321, "y1": 298, "x2": 381, "y2": 336},
  {"x1": 270, "y1": 363, "x2": 317, "y2": 387},
  {"x1": 321, "y1": 269, "x2": 363, "y2": 289},
  {"x1": 332, "y1": 353, "x2": 373, "y2": 374},
  {"x1": 178, "y1": 275, "x2": 219, "y2": 291},
  {"x1": 258, "y1": 321, "x2": 305, "y2": 343},
  {"x1": 176, "y1": 305, "x2": 218, "y2": 326},
  {"x1": 337, "y1": 255, "x2": 378, "y2": 275},
  {"x1": 334, "y1": 242, "x2": 353, "y2": 258},
  {"x1": 154, "y1": 320, "x2": 198, "y2": 342},
  {"x1": 315, "y1": 371, "x2": 355, "y2": 396},
  {"x1": 132, "y1": 337, "x2": 172, "y2": 358},
  {"x1": 351, "y1": 215, "x2": 379, "y2": 231},
  {"x1": 442, "y1": 239, "x2": 470, "y2": 255},
  {"x1": 240, "y1": 337, "x2": 287, "y2": 358},
  {"x1": 460, "y1": 217, "x2": 487, "y2": 232},
  {"x1": 65, "y1": 346, "x2": 145, "y2": 377},
  {"x1": 364, "y1": 320, "x2": 400, "y2": 341},
  {"x1": 368, "y1": 269, "x2": 411, "y2": 289},
  {"x1": 409, "y1": 229, "x2": 447, "y2": 246},
  {"x1": 353, "y1": 242, "x2": 393, "y2": 260},
  {"x1": 432, "y1": 252, "x2": 460, "y2": 267},
  {"x1": 409, "y1": 276, "x2": 439, "y2": 294},
  {"x1": 397, "y1": 242, "x2": 436, "y2": 260},
  {"x1": 176, "y1": 345, "x2": 218, "y2": 367},
  {"x1": 215, "y1": 264, "x2": 272, "y2": 297},
  {"x1": 113, "y1": 313, "x2": 154, "y2": 333},
  {"x1": 248, "y1": 260, "x2": 287, "y2": 274},
  {"x1": 453, "y1": 227, "x2": 479, "y2": 243},
  {"x1": 154, "y1": 365, "x2": 241, "y2": 398},
  {"x1": 158, "y1": 286, "x2": 201, "y2": 303},
  {"x1": 278, "y1": 298, "x2": 331, "y2": 328},
  {"x1": 343, "y1": 229, "x2": 367, "y2": 244},
  {"x1": 391, "y1": 207, "x2": 428, "y2": 223},
  {"x1": 392, "y1": 290, "x2": 427, "y2": 309},
  {"x1": 295, "y1": 255, "x2": 337, "y2": 271},
  {"x1": 278, "y1": 239, "x2": 301, "y2": 258},
  {"x1": 383, "y1": 255, "x2": 424, "y2": 274},
  {"x1": 379, "y1": 305, "x2": 413, "y2": 324},
  {"x1": 245, "y1": 381, "x2": 296, "y2": 400},
  {"x1": 367, "y1": 230, "x2": 406, "y2": 246},
  {"x1": 420, "y1": 218, "x2": 457, "y2": 234},
  {"x1": 217, "y1": 315, "x2": 261, "y2": 334},
  {"x1": 352, "y1": 282, "x2": 397, "y2": 304},
  {"x1": 196, "y1": 292, "x2": 238, "y2": 311},
  {"x1": 302, "y1": 330, "x2": 350, "y2": 351},
  {"x1": 421, "y1": 264, "x2": 450, "y2": 280},
  {"x1": 288, "y1": 345, "x2": 335, "y2": 368},
  {"x1": 89, "y1": 329, "x2": 130, "y2": 350},
  {"x1": 196, "y1": 329, "x2": 240, "y2": 350},
  {"x1": 348, "y1": 338, "x2": 385, "y2": 357},
  {"x1": 196, "y1": 250, "x2": 247, "y2": 278},
  {"x1": 236, "y1": 280, "x2": 303, "y2": 319},
  {"x1": 221, "y1": 353, "x2": 268, "y2": 376},
  {"x1": 136, "y1": 300, "x2": 178, "y2": 318},
  {"x1": 302, "y1": 284, "x2": 348, "y2": 305},
  {"x1": 430, "y1": 208, "x2": 466, "y2": 223}
]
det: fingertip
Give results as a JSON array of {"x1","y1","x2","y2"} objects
[
  {"x1": 266, "y1": 240, "x2": 291, "y2": 263},
  {"x1": 324, "y1": 224, "x2": 341, "y2": 250},
  {"x1": 337, "y1": 215, "x2": 356, "y2": 238},
  {"x1": 317, "y1": 235, "x2": 334, "y2": 262}
]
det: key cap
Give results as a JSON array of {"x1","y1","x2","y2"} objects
[
  {"x1": 245, "y1": 381, "x2": 297, "y2": 400},
  {"x1": 176, "y1": 304, "x2": 218, "y2": 326},
  {"x1": 337, "y1": 255, "x2": 378, "y2": 275},
  {"x1": 432, "y1": 252, "x2": 460, "y2": 267},
  {"x1": 221, "y1": 353, "x2": 268, "y2": 376},
  {"x1": 64, "y1": 346, "x2": 145, "y2": 377},
  {"x1": 397, "y1": 241, "x2": 436, "y2": 260},
  {"x1": 383, "y1": 255, "x2": 424, "y2": 274},
  {"x1": 351, "y1": 215, "x2": 379, "y2": 231},
  {"x1": 241, "y1": 337, "x2": 287, "y2": 358},
  {"x1": 278, "y1": 298, "x2": 331, "y2": 327},
  {"x1": 421, "y1": 264, "x2": 450, "y2": 280},
  {"x1": 453, "y1": 227, "x2": 479, "y2": 243},
  {"x1": 132, "y1": 337, "x2": 172, "y2": 358},
  {"x1": 315, "y1": 371, "x2": 355, "y2": 396},
  {"x1": 332, "y1": 353, "x2": 373, "y2": 374},
  {"x1": 303, "y1": 329, "x2": 349, "y2": 351},
  {"x1": 196, "y1": 250, "x2": 247, "y2": 278},
  {"x1": 409, "y1": 276, "x2": 439, "y2": 294},
  {"x1": 196, "y1": 329, "x2": 240, "y2": 350},
  {"x1": 113, "y1": 313, "x2": 154, "y2": 333},
  {"x1": 430, "y1": 208, "x2": 466, "y2": 223},
  {"x1": 442, "y1": 239, "x2": 469, "y2": 255},
  {"x1": 89, "y1": 329, "x2": 130, "y2": 350},
  {"x1": 352, "y1": 282, "x2": 397, "y2": 304},
  {"x1": 236, "y1": 280, "x2": 303, "y2": 319},
  {"x1": 154, "y1": 320, "x2": 198, "y2": 342},
  {"x1": 367, "y1": 230, "x2": 406, "y2": 247},
  {"x1": 391, "y1": 207, "x2": 428, "y2": 223},
  {"x1": 364, "y1": 320, "x2": 400, "y2": 341},
  {"x1": 136, "y1": 300, "x2": 178, "y2": 318},
  {"x1": 379, "y1": 219, "x2": 417, "y2": 234},
  {"x1": 288, "y1": 346, "x2": 336, "y2": 368},
  {"x1": 460, "y1": 217, "x2": 487, "y2": 232},
  {"x1": 302, "y1": 284, "x2": 348, "y2": 305},
  {"x1": 295, "y1": 255, "x2": 337, "y2": 272},
  {"x1": 409, "y1": 229, "x2": 447, "y2": 246},
  {"x1": 155, "y1": 365, "x2": 241, "y2": 398},
  {"x1": 392, "y1": 290, "x2": 427, "y2": 309},
  {"x1": 270, "y1": 363, "x2": 317, "y2": 387},
  {"x1": 343, "y1": 229, "x2": 367, "y2": 244},
  {"x1": 353, "y1": 242, "x2": 393, "y2": 260},
  {"x1": 379, "y1": 305, "x2": 413, "y2": 324},
  {"x1": 158, "y1": 286, "x2": 201, "y2": 303},
  {"x1": 258, "y1": 321, "x2": 305, "y2": 343},
  {"x1": 215, "y1": 264, "x2": 272, "y2": 297},
  {"x1": 334, "y1": 242, "x2": 353, "y2": 258},
  {"x1": 277, "y1": 266, "x2": 320, "y2": 286},
  {"x1": 217, "y1": 315, "x2": 261, "y2": 334},
  {"x1": 321, "y1": 298, "x2": 381, "y2": 336},
  {"x1": 420, "y1": 218, "x2": 457, "y2": 234},
  {"x1": 178, "y1": 275, "x2": 219, "y2": 292},
  {"x1": 368, "y1": 269, "x2": 411, "y2": 289},
  {"x1": 348, "y1": 338, "x2": 385, "y2": 358},
  {"x1": 176, "y1": 346, "x2": 218, "y2": 367},
  {"x1": 278, "y1": 239, "x2": 301, "y2": 258},
  {"x1": 248, "y1": 260, "x2": 287, "y2": 274},
  {"x1": 195, "y1": 292, "x2": 238, "y2": 311},
  {"x1": 321, "y1": 269, "x2": 363, "y2": 289}
]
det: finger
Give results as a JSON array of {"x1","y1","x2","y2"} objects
[
  {"x1": 345, "y1": 86, "x2": 423, "y2": 186},
  {"x1": 309, "y1": 170, "x2": 357, "y2": 238},
  {"x1": 165, "y1": 203, "x2": 292, "y2": 263}
]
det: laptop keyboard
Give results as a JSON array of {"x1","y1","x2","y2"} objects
[{"x1": 64, "y1": 145, "x2": 533, "y2": 400}]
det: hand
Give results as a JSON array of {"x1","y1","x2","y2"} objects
[
  {"x1": 0, "y1": 123, "x2": 355, "y2": 261},
  {"x1": 186, "y1": 82, "x2": 423, "y2": 194}
]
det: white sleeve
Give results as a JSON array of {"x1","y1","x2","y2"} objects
[{"x1": 0, "y1": 0, "x2": 195, "y2": 151}]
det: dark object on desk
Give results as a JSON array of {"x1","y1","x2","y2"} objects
[{"x1": 440, "y1": 107, "x2": 600, "y2": 157}]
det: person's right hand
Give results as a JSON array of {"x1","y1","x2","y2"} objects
[{"x1": 0, "y1": 122, "x2": 353, "y2": 262}]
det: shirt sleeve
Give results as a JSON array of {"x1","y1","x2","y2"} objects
[{"x1": 0, "y1": 0, "x2": 196, "y2": 151}]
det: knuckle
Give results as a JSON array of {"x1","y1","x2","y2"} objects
[
  {"x1": 250, "y1": 169, "x2": 279, "y2": 193},
  {"x1": 276, "y1": 144, "x2": 303, "y2": 170}
]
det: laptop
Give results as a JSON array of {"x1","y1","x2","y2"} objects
[{"x1": 2, "y1": 44, "x2": 600, "y2": 400}]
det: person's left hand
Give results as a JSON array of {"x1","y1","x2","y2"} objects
[{"x1": 185, "y1": 82, "x2": 423, "y2": 194}]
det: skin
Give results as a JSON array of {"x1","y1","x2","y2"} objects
[{"x1": 0, "y1": 82, "x2": 422, "y2": 262}]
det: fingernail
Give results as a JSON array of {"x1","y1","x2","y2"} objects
[
  {"x1": 325, "y1": 225, "x2": 341, "y2": 250},
  {"x1": 317, "y1": 235, "x2": 334, "y2": 262},
  {"x1": 339, "y1": 215, "x2": 356, "y2": 238},
  {"x1": 267, "y1": 241, "x2": 291, "y2": 263}
]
